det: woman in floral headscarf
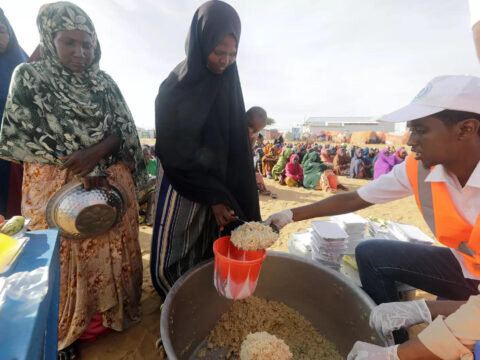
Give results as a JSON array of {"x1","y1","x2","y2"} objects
[{"x1": 0, "y1": 2, "x2": 147, "y2": 357}]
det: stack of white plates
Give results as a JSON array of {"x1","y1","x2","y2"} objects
[
  {"x1": 330, "y1": 213, "x2": 368, "y2": 254},
  {"x1": 311, "y1": 221, "x2": 348, "y2": 271},
  {"x1": 387, "y1": 222, "x2": 434, "y2": 244}
]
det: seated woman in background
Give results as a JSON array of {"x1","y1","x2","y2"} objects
[
  {"x1": 0, "y1": 3, "x2": 147, "y2": 357},
  {"x1": 349, "y1": 148, "x2": 368, "y2": 179},
  {"x1": 395, "y1": 147, "x2": 407, "y2": 162},
  {"x1": 373, "y1": 148, "x2": 402, "y2": 179},
  {"x1": 362, "y1": 148, "x2": 375, "y2": 179},
  {"x1": 303, "y1": 151, "x2": 327, "y2": 190},
  {"x1": 301, "y1": 147, "x2": 313, "y2": 166},
  {"x1": 262, "y1": 147, "x2": 278, "y2": 178},
  {"x1": 285, "y1": 154, "x2": 303, "y2": 187},
  {"x1": 303, "y1": 152, "x2": 346, "y2": 192},
  {"x1": 272, "y1": 147, "x2": 293, "y2": 181},
  {"x1": 320, "y1": 146, "x2": 334, "y2": 164},
  {"x1": 333, "y1": 147, "x2": 351, "y2": 176}
]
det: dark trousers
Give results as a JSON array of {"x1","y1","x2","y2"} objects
[{"x1": 355, "y1": 240, "x2": 480, "y2": 343}]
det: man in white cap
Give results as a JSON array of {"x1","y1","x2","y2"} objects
[{"x1": 266, "y1": 75, "x2": 480, "y2": 359}]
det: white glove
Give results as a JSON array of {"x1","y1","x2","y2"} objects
[
  {"x1": 264, "y1": 209, "x2": 293, "y2": 230},
  {"x1": 370, "y1": 300, "x2": 432, "y2": 345},
  {"x1": 347, "y1": 342, "x2": 399, "y2": 360}
]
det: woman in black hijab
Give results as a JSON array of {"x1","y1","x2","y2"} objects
[{"x1": 151, "y1": 0, "x2": 260, "y2": 297}]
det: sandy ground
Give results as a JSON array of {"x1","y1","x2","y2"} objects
[{"x1": 78, "y1": 176, "x2": 433, "y2": 359}]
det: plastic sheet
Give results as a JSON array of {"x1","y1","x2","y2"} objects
[{"x1": 0, "y1": 266, "x2": 48, "y2": 310}]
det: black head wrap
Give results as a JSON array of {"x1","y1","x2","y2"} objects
[{"x1": 155, "y1": 0, "x2": 260, "y2": 221}]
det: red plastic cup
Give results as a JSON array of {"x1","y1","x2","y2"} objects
[{"x1": 213, "y1": 236, "x2": 267, "y2": 300}]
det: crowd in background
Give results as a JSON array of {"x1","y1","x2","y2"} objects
[{"x1": 252, "y1": 136, "x2": 408, "y2": 193}]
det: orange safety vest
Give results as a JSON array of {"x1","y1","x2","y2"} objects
[{"x1": 406, "y1": 155, "x2": 480, "y2": 277}]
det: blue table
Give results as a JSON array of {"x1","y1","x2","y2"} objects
[
  {"x1": 0, "y1": 229, "x2": 60, "y2": 360},
  {"x1": 475, "y1": 342, "x2": 480, "y2": 359}
]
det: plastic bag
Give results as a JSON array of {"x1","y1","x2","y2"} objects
[{"x1": 0, "y1": 266, "x2": 48, "y2": 310}]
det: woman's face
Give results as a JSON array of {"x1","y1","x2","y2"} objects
[
  {"x1": 207, "y1": 34, "x2": 237, "y2": 74},
  {"x1": 0, "y1": 20, "x2": 10, "y2": 54},
  {"x1": 53, "y1": 30, "x2": 95, "y2": 72}
]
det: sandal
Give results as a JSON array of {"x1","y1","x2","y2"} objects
[{"x1": 58, "y1": 342, "x2": 78, "y2": 360}]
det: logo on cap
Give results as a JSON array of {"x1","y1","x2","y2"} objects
[{"x1": 412, "y1": 82, "x2": 432, "y2": 103}]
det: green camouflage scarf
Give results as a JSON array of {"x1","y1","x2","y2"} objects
[{"x1": 0, "y1": 1, "x2": 147, "y2": 190}]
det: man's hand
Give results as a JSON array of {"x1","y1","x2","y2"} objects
[
  {"x1": 348, "y1": 342, "x2": 399, "y2": 360},
  {"x1": 60, "y1": 148, "x2": 102, "y2": 177},
  {"x1": 81, "y1": 176, "x2": 110, "y2": 191},
  {"x1": 211, "y1": 204, "x2": 237, "y2": 230},
  {"x1": 264, "y1": 209, "x2": 293, "y2": 230},
  {"x1": 370, "y1": 300, "x2": 432, "y2": 345}
]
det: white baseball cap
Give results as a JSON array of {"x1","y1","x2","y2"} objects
[{"x1": 378, "y1": 75, "x2": 480, "y2": 123}]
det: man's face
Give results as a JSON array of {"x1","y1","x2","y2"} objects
[
  {"x1": 407, "y1": 116, "x2": 454, "y2": 168},
  {"x1": 0, "y1": 21, "x2": 10, "y2": 54}
]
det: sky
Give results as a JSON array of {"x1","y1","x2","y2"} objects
[{"x1": 3, "y1": 0, "x2": 480, "y2": 130}]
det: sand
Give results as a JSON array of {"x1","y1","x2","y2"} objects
[{"x1": 78, "y1": 176, "x2": 432, "y2": 360}]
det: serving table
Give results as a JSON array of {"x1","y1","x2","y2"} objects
[{"x1": 0, "y1": 229, "x2": 60, "y2": 360}]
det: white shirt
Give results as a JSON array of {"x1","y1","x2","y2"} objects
[{"x1": 357, "y1": 160, "x2": 480, "y2": 280}]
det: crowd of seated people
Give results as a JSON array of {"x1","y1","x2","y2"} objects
[{"x1": 253, "y1": 137, "x2": 407, "y2": 192}]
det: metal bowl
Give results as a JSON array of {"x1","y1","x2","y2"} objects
[
  {"x1": 46, "y1": 180, "x2": 127, "y2": 240},
  {"x1": 161, "y1": 252, "x2": 387, "y2": 359}
]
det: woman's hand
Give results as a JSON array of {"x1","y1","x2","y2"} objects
[
  {"x1": 60, "y1": 135, "x2": 120, "y2": 177},
  {"x1": 60, "y1": 148, "x2": 102, "y2": 177},
  {"x1": 81, "y1": 176, "x2": 110, "y2": 191},
  {"x1": 211, "y1": 204, "x2": 237, "y2": 230}
]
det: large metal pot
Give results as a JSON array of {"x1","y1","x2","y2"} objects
[{"x1": 161, "y1": 251, "x2": 387, "y2": 359}]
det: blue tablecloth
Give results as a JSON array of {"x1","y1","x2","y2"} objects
[{"x1": 0, "y1": 229, "x2": 60, "y2": 360}]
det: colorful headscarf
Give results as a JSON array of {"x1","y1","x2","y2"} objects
[
  {"x1": 271, "y1": 147, "x2": 293, "y2": 179},
  {"x1": 395, "y1": 147, "x2": 407, "y2": 161},
  {"x1": 373, "y1": 148, "x2": 399, "y2": 179},
  {"x1": 303, "y1": 151, "x2": 327, "y2": 190},
  {"x1": 0, "y1": 2, "x2": 147, "y2": 190},
  {"x1": 285, "y1": 154, "x2": 303, "y2": 180},
  {"x1": 349, "y1": 148, "x2": 365, "y2": 178}
]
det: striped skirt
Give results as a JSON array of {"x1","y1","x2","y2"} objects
[{"x1": 150, "y1": 162, "x2": 218, "y2": 298}]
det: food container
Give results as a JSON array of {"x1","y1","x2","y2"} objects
[
  {"x1": 161, "y1": 252, "x2": 388, "y2": 359},
  {"x1": 213, "y1": 236, "x2": 266, "y2": 300},
  {"x1": 46, "y1": 180, "x2": 126, "y2": 240}
]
